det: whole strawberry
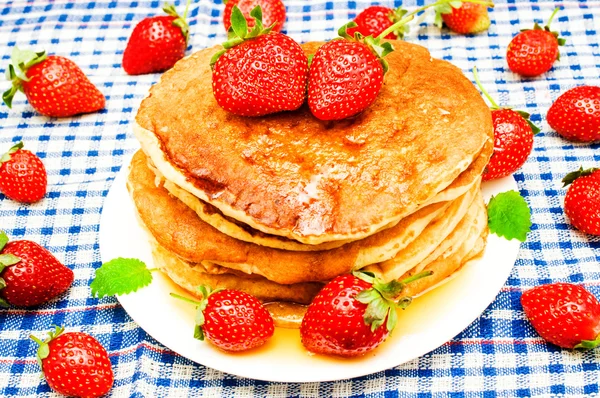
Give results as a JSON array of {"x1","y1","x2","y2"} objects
[
  {"x1": 31, "y1": 326, "x2": 114, "y2": 397},
  {"x1": 300, "y1": 271, "x2": 430, "y2": 357},
  {"x1": 435, "y1": 2, "x2": 491, "y2": 34},
  {"x1": 308, "y1": 22, "x2": 397, "y2": 121},
  {"x1": 223, "y1": 0, "x2": 286, "y2": 33},
  {"x1": 562, "y1": 167, "x2": 600, "y2": 236},
  {"x1": 122, "y1": 1, "x2": 190, "y2": 75},
  {"x1": 507, "y1": 8, "x2": 565, "y2": 77},
  {"x1": 347, "y1": 6, "x2": 409, "y2": 39},
  {"x1": 521, "y1": 283, "x2": 600, "y2": 349},
  {"x1": 172, "y1": 286, "x2": 274, "y2": 351},
  {"x1": 472, "y1": 67, "x2": 538, "y2": 180},
  {"x1": 2, "y1": 48, "x2": 105, "y2": 117},
  {"x1": 212, "y1": 6, "x2": 308, "y2": 117},
  {"x1": 547, "y1": 86, "x2": 600, "y2": 142},
  {"x1": 0, "y1": 231, "x2": 73, "y2": 307},
  {"x1": 0, "y1": 142, "x2": 47, "y2": 203}
]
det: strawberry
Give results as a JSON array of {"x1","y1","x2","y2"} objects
[
  {"x1": 211, "y1": 6, "x2": 308, "y2": 117},
  {"x1": 300, "y1": 271, "x2": 430, "y2": 357},
  {"x1": 435, "y1": 2, "x2": 491, "y2": 34},
  {"x1": 2, "y1": 48, "x2": 105, "y2": 117},
  {"x1": 521, "y1": 283, "x2": 600, "y2": 349},
  {"x1": 122, "y1": 1, "x2": 191, "y2": 75},
  {"x1": 223, "y1": 0, "x2": 286, "y2": 33},
  {"x1": 0, "y1": 142, "x2": 47, "y2": 203},
  {"x1": 472, "y1": 67, "x2": 538, "y2": 180},
  {"x1": 562, "y1": 167, "x2": 600, "y2": 236},
  {"x1": 547, "y1": 86, "x2": 600, "y2": 143},
  {"x1": 172, "y1": 286, "x2": 274, "y2": 351},
  {"x1": 0, "y1": 231, "x2": 74, "y2": 307},
  {"x1": 307, "y1": 23, "x2": 397, "y2": 121},
  {"x1": 347, "y1": 6, "x2": 410, "y2": 40},
  {"x1": 31, "y1": 326, "x2": 114, "y2": 397},
  {"x1": 506, "y1": 8, "x2": 565, "y2": 77}
]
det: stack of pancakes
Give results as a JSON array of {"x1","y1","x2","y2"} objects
[{"x1": 128, "y1": 41, "x2": 493, "y2": 325}]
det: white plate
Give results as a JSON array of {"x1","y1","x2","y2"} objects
[{"x1": 99, "y1": 160, "x2": 521, "y2": 383}]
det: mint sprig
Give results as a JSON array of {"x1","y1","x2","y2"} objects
[
  {"x1": 90, "y1": 258, "x2": 156, "y2": 298},
  {"x1": 487, "y1": 190, "x2": 532, "y2": 242}
]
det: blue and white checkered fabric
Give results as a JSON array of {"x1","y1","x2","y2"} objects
[{"x1": 1, "y1": 0, "x2": 599, "y2": 396}]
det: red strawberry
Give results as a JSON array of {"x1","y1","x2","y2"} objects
[
  {"x1": 308, "y1": 22, "x2": 398, "y2": 121},
  {"x1": 2, "y1": 48, "x2": 105, "y2": 117},
  {"x1": 0, "y1": 231, "x2": 74, "y2": 307},
  {"x1": 122, "y1": 2, "x2": 190, "y2": 75},
  {"x1": 173, "y1": 286, "x2": 274, "y2": 351},
  {"x1": 0, "y1": 142, "x2": 47, "y2": 203},
  {"x1": 347, "y1": 6, "x2": 409, "y2": 39},
  {"x1": 521, "y1": 283, "x2": 600, "y2": 349},
  {"x1": 31, "y1": 326, "x2": 114, "y2": 397},
  {"x1": 212, "y1": 6, "x2": 308, "y2": 117},
  {"x1": 562, "y1": 167, "x2": 600, "y2": 236},
  {"x1": 472, "y1": 67, "x2": 538, "y2": 180},
  {"x1": 300, "y1": 271, "x2": 430, "y2": 357},
  {"x1": 506, "y1": 8, "x2": 565, "y2": 77},
  {"x1": 223, "y1": 0, "x2": 286, "y2": 33},
  {"x1": 547, "y1": 86, "x2": 600, "y2": 143},
  {"x1": 435, "y1": 2, "x2": 491, "y2": 34}
]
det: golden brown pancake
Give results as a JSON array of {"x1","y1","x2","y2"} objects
[
  {"x1": 134, "y1": 40, "x2": 493, "y2": 245},
  {"x1": 128, "y1": 150, "x2": 482, "y2": 285}
]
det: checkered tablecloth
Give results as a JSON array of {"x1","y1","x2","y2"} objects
[{"x1": 1, "y1": 0, "x2": 599, "y2": 396}]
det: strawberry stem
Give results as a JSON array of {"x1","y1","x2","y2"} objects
[
  {"x1": 377, "y1": 0, "x2": 495, "y2": 40},
  {"x1": 169, "y1": 292, "x2": 201, "y2": 305},
  {"x1": 182, "y1": 0, "x2": 191, "y2": 20},
  {"x1": 472, "y1": 66, "x2": 499, "y2": 109},
  {"x1": 546, "y1": 7, "x2": 560, "y2": 30},
  {"x1": 399, "y1": 270, "x2": 433, "y2": 285}
]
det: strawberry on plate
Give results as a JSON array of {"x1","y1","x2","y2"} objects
[
  {"x1": 211, "y1": 6, "x2": 308, "y2": 117},
  {"x1": 562, "y1": 167, "x2": 600, "y2": 236},
  {"x1": 172, "y1": 286, "x2": 274, "y2": 352},
  {"x1": 122, "y1": 1, "x2": 191, "y2": 75},
  {"x1": 300, "y1": 271, "x2": 430, "y2": 357},
  {"x1": 31, "y1": 326, "x2": 114, "y2": 397},
  {"x1": 472, "y1": 67, "x2": 539, "y2": 180},
  {"x1": 223, "y1": 0, "x2": 286, "y2": 33},
  {"x1": 2, "y1": 48, "x2": 105, "y2": 117},
  {"x1": 0, "y1": 142, "x2": 47, "y2": 203},
  {"x1": 521, "y1": 283, "x2": 600, "y2": 349},
  {"x1": 434, "y1": 1, "x2": 492, "y2": 34},
  {"x1": 547, "y1": 86, "x2": 600, "y2": 143},
  {"x1": 0, "y1": 231, "x2": 74, "y2": 307},
  {"x1": 347, "y1": 6, "x2": 410, "y2": 39},
  {"x1": 506, "y1": 7, "x2": 565, "y2": 77}
]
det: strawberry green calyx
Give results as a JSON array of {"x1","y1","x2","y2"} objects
[
  {"x1": 170, "y1": 285, "x2": 223, "y2": 340},
  {"x1": 30, "y1": 325, "x2": 65, "y2": 369},
  {"x1": 210, "y1": 5, "x2": 274, "y2": 68},
  {"x1": 562, "y1": 167, "x2": 600, "y2": 187},
  {"x1": 2, "y1": 48, "x2": 47, "y2": 109},
  {"x1": 433, "y1": 0, "x2": 495, "y2": 28},
  {"x1": 164, "y1": 0, "x2": 192, "y2": 44},
  {"x1": 353, "y1": 270, "x2": 432, "y2": 332},
  {"x1": 383, "y1": 7, "x2": 411, "y2": 39},
  {"x1": 0, "y1": 142, "x2": 24, "y2": 165},
  {"x1": 338, "y1": 22, "x2": 396, "y2": 73},
  {"x1": 0, "y1": 231, "x2": 21, "y2": 308},
  {"x1": 522, "y1": 7, "x2": 566, "y2": 56},
  {"x1": 472, "y1": 67, "x2": 540, "y2": 134},
  {"x1": 574, "y1": 334, "x2": 600, "y2": 351}
]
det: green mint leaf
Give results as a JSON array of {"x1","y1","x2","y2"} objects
[
  {"x1": 0, "y1": 231, "x2": 8, "y2": 252},
  {"x1": 90, "y1": 258, "x2": 152, "y2": 298},
  {"x1": 230, "y1": 6, "x2": 248, "y2": 39},
  {"x1": 0, "y1": 254, "x2": 21, "y2": 267},
  {"x1": 487, "y1": 190, "x2": 532, "y2": 242}
]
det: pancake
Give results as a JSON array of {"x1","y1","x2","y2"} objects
[
  {"x1": 128, "y1": 150, "x2": 481, "y2": 285},
  {"x1": 147, "y1": 129, "x2": 491, "y2": 251},
  {"x1": 134, "y1": 40, "x2": 493, "y2": 245}
]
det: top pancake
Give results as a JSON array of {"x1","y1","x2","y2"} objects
[{"x1": 135, "y1": 40, "x2": 492, "y2": 244}]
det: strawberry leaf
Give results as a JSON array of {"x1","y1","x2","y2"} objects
[
  {"x1": 515, "y1": 110, "x2": 541, "y2": 134},
  {"x1": 487, "y1": 190, "x2": 532, "y2": 242},
  {"x1": 230, "y1": 5, "x2": 248, "y2": 39},
  {"x1": 0, "y1": 231, "x2": 8, "y2": 252},
  {"x1": 0, "y1": 142, "x2": 24, "y2": 164},
  {"x1": 90, "y1": 258, "x2": 153, "y2": 298},
  {"x1": 0, "y1": 254, "x2": 21, "y2": 267},
  {"x1": 562, "y1": 167, "x2": 599, "y2": 187}
]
